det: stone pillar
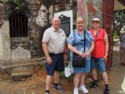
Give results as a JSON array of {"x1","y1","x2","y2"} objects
[
  {"x1": 77, "y1": 0, "x2": 88, "y2": 28},
  {"x1": 0, "y1": 28, "x2": 3, "y2": 59},
  {"x1": 0, "y1": 21, "x2": 10, "y2": 61},
  {"x1": 86, "y1": 0, "x2": 103, "y2": 28}
]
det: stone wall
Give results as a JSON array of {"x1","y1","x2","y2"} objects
[
  {"x1": 28, "y1": 0, "x2": 104, "y2": 58},
  {"x1": 0, "y1": 0, "x2": 103, "y2": 61},
  {"x1": 29, "y1": 0, "x2": 76, "y2": 58},
  {"x1": 0, "y1": 3, "x2": 6, "y2": 26}
]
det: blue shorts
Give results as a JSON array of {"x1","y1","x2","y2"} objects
[
  {"x1": 46, "y1": 53, "x2": 64, "y2": 76},
  {"x1": 91, "y1": 57, "x2": 106, "y2": 72},
  {"x1": 74, "y1": 60, "x2": 90, "y2": 74}
]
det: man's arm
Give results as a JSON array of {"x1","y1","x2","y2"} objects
[
  {"x1": 64, "y1": 42, "x2": 68, "y2": 54},
  {"x1": 63, "y1": 42, "x2": 68, "y2": 60},
  {"x1": 42, "y1": 42, "x2": 49, "y2": 58},
  {"x1": 42, "y1": 42, "x2": 52, "y2": 64}
]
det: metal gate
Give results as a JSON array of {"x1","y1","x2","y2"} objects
[
  {"x1": 9, "y1": 10, "x2": 28, "y2": 37},
  {"x1": 103, "y1": 0, "x2": 114, "y2": 70}
]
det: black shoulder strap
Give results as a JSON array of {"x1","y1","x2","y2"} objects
[{"x1": 84, "y1": 30, "x2": 86, "y2": 52}]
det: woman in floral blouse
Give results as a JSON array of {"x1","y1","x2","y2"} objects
[{"x1": 67, "y1": 17, "x2": 94, "y2": 94}]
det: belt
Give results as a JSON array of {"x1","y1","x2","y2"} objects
[{"x1": 49, "y1": 53, "x2": 63, "y2": 56}]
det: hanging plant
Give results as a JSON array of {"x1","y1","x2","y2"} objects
[
  {"x1": 9, "y1": 0, "x2": 30, "y2": 13},
  {"x1": 11, "y1": 0, "x2": 26, "y2": 10},
  {"x1": 42, "y1": 0, "x2": 54, "y2": 6},
  {"x1": 1, "y1": 0, "x2": 31, "y2": 16},
  {"x1": 0, "y1": 0, "x2": 8, "y2": 4}
]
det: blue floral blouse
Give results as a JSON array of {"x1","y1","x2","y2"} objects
[{"x1": 67, "y1": 29, "x2": 94, "y2": 60}]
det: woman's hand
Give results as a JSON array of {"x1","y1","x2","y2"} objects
[
  {"x1": 78, "y1": 51, "x2": 88, "y2": 58},
  {"x1": 84, "y1": 51, "x2": 91, "y2": 58},
  {"x1": 78, "y1": 51, "x2": 84, "y2": 57},
  {"x1": 103, "y1": 55, "x2": 108, "y2": 62}
]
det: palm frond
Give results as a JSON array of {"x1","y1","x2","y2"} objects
[{"x1": 0, "y1": 0, "x2": 8, "y2": 4}]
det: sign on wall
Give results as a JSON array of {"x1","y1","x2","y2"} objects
[
  {"x1": 59, "y1": 15, "x2": 70, "y2": 37},
  {"x1": 54, "y1": 10, "x2": 73, "y2": 37}
]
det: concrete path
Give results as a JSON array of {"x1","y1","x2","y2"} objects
[
  {"x1": 88, "y1": 46, "x2": 125, "y2": 94},
  {"x1": 107, "y1": 46, "x2": 125, "y2": 94}
]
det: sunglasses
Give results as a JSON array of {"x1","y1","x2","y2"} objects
[{"x1": 92, "y1": 21, "x2": 100, "y2": 24}]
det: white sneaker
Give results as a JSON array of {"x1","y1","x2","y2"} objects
[
  {"x1": 79, "y1": 85, "x2": 88, "y2": 93},
  {"x1": 74, "y1": 88, "x2": 79, "y2": 94}
]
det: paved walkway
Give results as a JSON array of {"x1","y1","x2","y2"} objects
[
  {"x1": 107, "y1": 46, "x2": 125, "y2": 94},
  {"x1": 88, "y1": 45, "x2": 125, "y2": 94}
]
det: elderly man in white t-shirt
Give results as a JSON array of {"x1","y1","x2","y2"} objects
[{"x1": 42, "y1": 17, "x2": 67, "y2": 94}]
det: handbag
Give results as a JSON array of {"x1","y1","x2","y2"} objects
[
  {"x1": 65, "y1": 52, "x2": 74, "y2": 77},
  {"x1": 72, "y1": 30, "x2": 86, "y2": 68},
  {"x1": 72, "y1": 53, "x2": 86, "y2": 67}
]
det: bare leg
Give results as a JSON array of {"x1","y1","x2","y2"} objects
[
  {"x1": 102, "y1": 72, "x2": 110, "y2": 94},
  {"x1": 92, "y1": 69, "x2": 98, "y2": 80},
  {"x1": 53, "y1": 71, "x2": 64, "y2": 92},
  {"x1": 54, "y1": 71, "x2": 60, "y2": 84},
  {"x1": 79, "y1": 72, "x2": 88, "y2": 93},
  {"x1": 74, "y1": 73, "x2": 81, "y2": 88},
  {"x1": 80, "y1": 73, "x2": 85, "y2": 85},
  {"x1": 46, "y1": 75, "x2": 52, "y2": 90},
  {"x1": 89, "y1": 69, "x2": 98, "y2": 88},
  {"x1": 102, "y1": 71, "x2": 109, "y2": 84},
  {"x1": 73, "y1": 73, "x2": 81, "y2": 94}
]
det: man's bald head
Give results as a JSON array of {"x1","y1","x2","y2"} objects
[
  {"x1": 52, "y1": 17, "x2": 61, "y2": 31},
  {"x1": 52, "y1": 17, "x2": 60, "y2": 23}
]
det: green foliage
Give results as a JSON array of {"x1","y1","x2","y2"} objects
[
  {"x1": 113, "y1": 31, "x2": 120, "y2": 39},
  {"x1": 0, "y1": 0, "x2": 26, "y2": 9},
  {"x1": 0, "y1": 0, "x2": 8, "y2": 4},
  {"x1": 11, "y1": 0, "x2": 27, "y2": 11},
  {"x1": 114, "y1": 10, "x2": 125, "y2": 36},
  {"x1": 0, "y1": 0, "x2": 30, "y2": 15},
  {"x1": 9, "y1": 0, "x2": 29, "y2": 13}
]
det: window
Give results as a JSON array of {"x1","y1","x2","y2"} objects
[{"x1": 9, "y1": 10, "x2": 28, "y2": 37}]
